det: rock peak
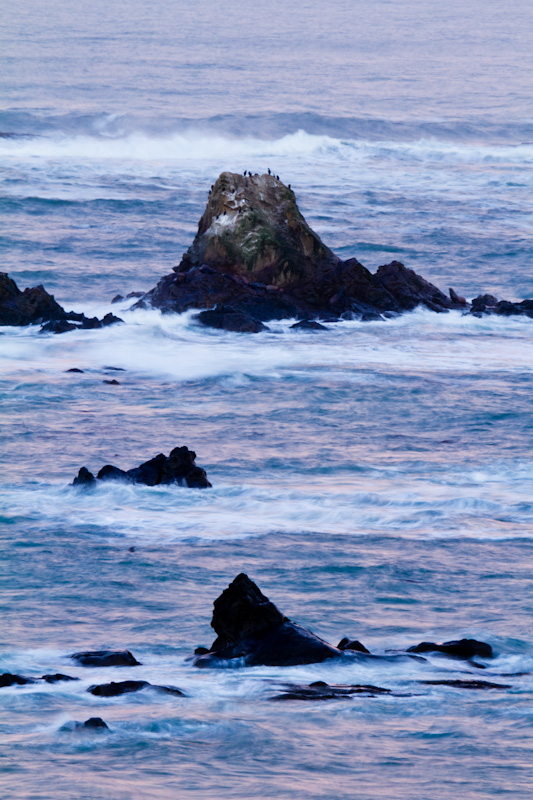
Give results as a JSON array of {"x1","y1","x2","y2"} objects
[{"x1": 178, "y1": 171, "x2": 340, "y2": 290}]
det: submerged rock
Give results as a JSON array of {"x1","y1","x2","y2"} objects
[
  {"x1": 88, "y1": 680, "x2": 185, "y2": 697},
  {"x1": 60, "y1": 717, "x2": 109, "y2": 732},
  {"x1": 407, "y1": 638, "x2": 493, "y2": 660},
  {"x1": 337, "y1": 638, "x2": 371, "y2": 654},
  {"x1": 70, "y1": 650, "x2": 141, "y2": 667},
  {"x1": 193, "y1": 573, "x2": 342, "y2": 667},
  {"x1": 196, "y1": 305, "x2": 268, "y2": 333},
  {"x1": 41, "y1": 673, "x2": 78, "y2": 683},
  {"x1": 420, "y1": 679, "x2": 510, "y2": 691},
  {"x1": 271, "y1": 680, "x2": 393, "y2": 701},
  {"x1": 72, "y1": 447, "x2": 212, "y2": 489},
  {"x1": 0, "y1": 673, "x2": 37, "y2": 687}
]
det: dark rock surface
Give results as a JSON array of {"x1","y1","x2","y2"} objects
[
  {"x1": 271, "y1": 680, "x2": 393, "y2": 701},
  {"x1": 193, "y1": 573, "x2": 343, "y2": 667},
  {"x1": 41, "y1": 673, "x2": 79, "y2": 683},
  {"x1": 0, "y1": 271, "x2": 123, "y2": 331},
  {"x1": 70, "y1": 650, "x2": 141, "y2": 667},
  {"x1": 196, "y1": 305, "x2": 268, "y2": 333},
  {"x1": 420, "y1": 679, "x2": 510, "y2": 691},
  {"x1": 0, "y1": 673, "x2": 37, "y2": 687},
  {"x1": 60, "y1": 717, "x2": 109, "y2": 732},
  {"x1": 407, "y1": 638, "x2": 493, "y2": 660},
  {"x1": 337, "y1": 638, "x2": 371, "y2": 654},
  {"x1": 72, "y1": 447, "x2": 212, "y2": 489},
  {"x1": 88, "y1": 680, "x2": 184, "y2": 697},
  {"x1": 290, "y1": 319, "x2": 329, "y2": 331}
]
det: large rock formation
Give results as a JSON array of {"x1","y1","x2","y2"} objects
[
  {"x1": 194, "y1": 573, "x2": 353, "y2": 667},
  {"x1": 138, "y1": 172, "x2": 465, "y2": 328}
]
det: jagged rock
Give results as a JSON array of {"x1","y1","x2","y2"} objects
[
  {"x1": 271, "y1": 680, "x2": 393, "y2": 701},
  {"x1": 72, "y1": 447, "x2": 211, "y2": 489},
  {"x1": 407, "y1": 638, "x2": 493, "y2": 660},
  {"x1": 88, "y1": 680, "x2": 184, "y2": 697},
  {"x1": 0, "y1": 673, "x2": 37, "y2": 687},
  {"x1": 139, "y1": 174, "x2": 477, "y2": 327},
  {"x1": 111, "y1": 294, "x2": 124, "y2": 304},
  {"x1": 196, "y1": 305, "x2": 268, "y2": 333},
  {"x1": 0, "y1": 273, "x2": 67, "y2": 326},
  {"x1": 70, "y1": 650, "x2": 141, "y2": 667},
  {"x1": 41, "y1": 673, "x2": 78, "y2": 683},
  {"x1": 193, "y1": 573, "x2": 342, "y2": 667},
  {"x1": 337, "y1": 638, "x2": 371, "y2": 654}
]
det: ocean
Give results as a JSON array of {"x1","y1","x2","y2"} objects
[{"x1": 1, "y1": 1, "x2": 533, "y2": 798}]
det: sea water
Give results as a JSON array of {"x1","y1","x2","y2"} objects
[{"x1": 1, "y1": 1, "x2": 533, "y2": 798}]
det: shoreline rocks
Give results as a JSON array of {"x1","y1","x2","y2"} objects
[
  {"x1": 0, "y1": 272, "x2": 123, "y2": 331},
  {"x1": 72, "y1": 447, "x2": 212, "y2": 489}
]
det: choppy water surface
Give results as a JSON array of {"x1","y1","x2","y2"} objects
[{"x1": 2, "y1": 1, "x2": 533, "y2": 798}]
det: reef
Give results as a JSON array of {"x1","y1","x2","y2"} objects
[{"x1": 71, "y1": 447, "x2": 212, "y2": 490}]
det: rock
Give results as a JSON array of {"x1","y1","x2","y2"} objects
[
  {"x1": 65, "y1": 368, "x2": 84, "y2": 373},
  {"x1": 337, "y1": 638, "x2": 371, "y2": 654},
  {"x1": 290, "y1": 320, "x2": 329, "y2": 331},
  {"x1": 271, "y1": 680, "x2": 393, "y2": 701},
  {"x1": 139, "y1": 174, "x2": 478, "y2": 329},
  {"x1": 41, "y1": 673, "x2": 78, "y2": 683},
  {"x1": 103, "y1": 379, "x2": 121, "y2": 385},
  {"x1": 193, "y1": 573, "x2": 342, "y2": 667},
  {"x1": 111, "y1": 294, "x2": 124, "y2": 304},
  {"x1": 40, "y1": 319, "x2": 78, "y2": 334},
  {"x1": 61, "y1": 717, "x2": 109, "y2": 732},
  {"x1": 0, "y1": 673, "x2": 37, "y2": 687},
  {"x1": 88, "y1": 680, "x2": 184, "y2": 697},
  {"x1": 88, "y1": 680, "x2": 150, "y2": 697},
  {"x1": 102, "y1": 312, "x2": 123, "y2": 326},
  {"x1": 449, "y1": 287, "x2": 467, "y2": 305},
  {"x1": 196, "y1": 305, "x2": 268, "y2": 333},
  {"x1": 407, "y1": 638, "x2": 493, "y2": 660},
  {"x1": 70, "y1": 650, "x2": 141, "y2": 667},
  {"x1": 73, "y1": 448, "x2": 211, "y2": 489},
  {"x1": 420, "y1": 679, "x2": 510, "y2": 690},
  {"x1": 72, "y1": 467, "x2": 96, "y2": 487},
  {"x1": 0, "y1": 273, "x2": 67, "y2": 326}
]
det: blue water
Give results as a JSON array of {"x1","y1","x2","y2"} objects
[{"x1": 2, "y1": 1, "x2": 533, "y2": 798}]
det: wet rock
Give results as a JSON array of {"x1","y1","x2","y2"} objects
[
  {"x1": 140, "y1": 174, "x2": 477, "y2": 329},
  {"x1": 271, "y1": 680, "x2": 393, "y2": 701},
  {"x1": 0, "y1": 673, "x2": 37, "y2": 687},
  {"x1": 40, "y1": 319, "x2": 78, "y2": 334},
  {"x1": 103, "y1": 379, "x2": 121, "y2": 385},
  {"x1": 102, "y1": 312, "x2": 123, "y2": 326},
  {"x1": 72, "y1": 467, "x2": 96, "y2": 487},
  {"x1": 420, "y1": 679, "x2": 510, "y2": 690},
  {"x1": 290, "y1": 319, "x2": 328, "y2": 331},
  {"x1": 72, "y1": 447, "x2": 211, "y2": 489},
  {"x1": 193, "y1": 573, "x2": 342, "y2": 667},
  {"x1": 88, "y1": 680, "x2": 150, "y2": 697},
  {"x1": 407, "y1": 638, "x2": 493, "y2": 660},
  {"x1": 449, "y1": 287, "x2": 467, "y2": 305},
  {"x1": 41, "y1": 673, "x2": 78, "y2": 683},
  {"x1": 61, "y1": 717, "x2": 109, "y2": 732},
  {"x1": 337, "y1": 638, "x2": 371, "y2": 654},
  {"x1": 70, "y1": 650, "x2": 141, "y2": 667},
  {"x1": 0, "y1": 273, "x2": 67, "y2": 326},
  {"x1": 111, "y1": 294, "x2": 124, "y2": 304},
  {"x1": 65, "y1": 368, "x2": 85, "y2": 373},
  {"x1": 196, "y1": 305, "x2": 268, "y2": 333},
  {"x1": 88, "y1": 680, "x2": 185, "y2": 697}
]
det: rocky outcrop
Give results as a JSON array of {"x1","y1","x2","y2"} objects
[
  {"x1": 70, "y1": 650, "x2": 141, "y2": 667},
  {"x1": 469, "y1": 295, "x2": 533, "y2": 318},
  {"x1": 194, "y1": 573, "x2": 350, "y2": 667},
  {"x1": 60, "y1": 717, "x2": 109, "y2": 732},
  {"x1": 72, "y1": 447, "x2": 212, "y2": 489},
  {"x1": 0, "y1": 272, "x2": 123, "y2": 331},
  {"x1": 137, "y1": 173, "x2": 467, "y2": 330},
  {"x1": 407, "y1": 638, "x2": 493, "y2": 660}
]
